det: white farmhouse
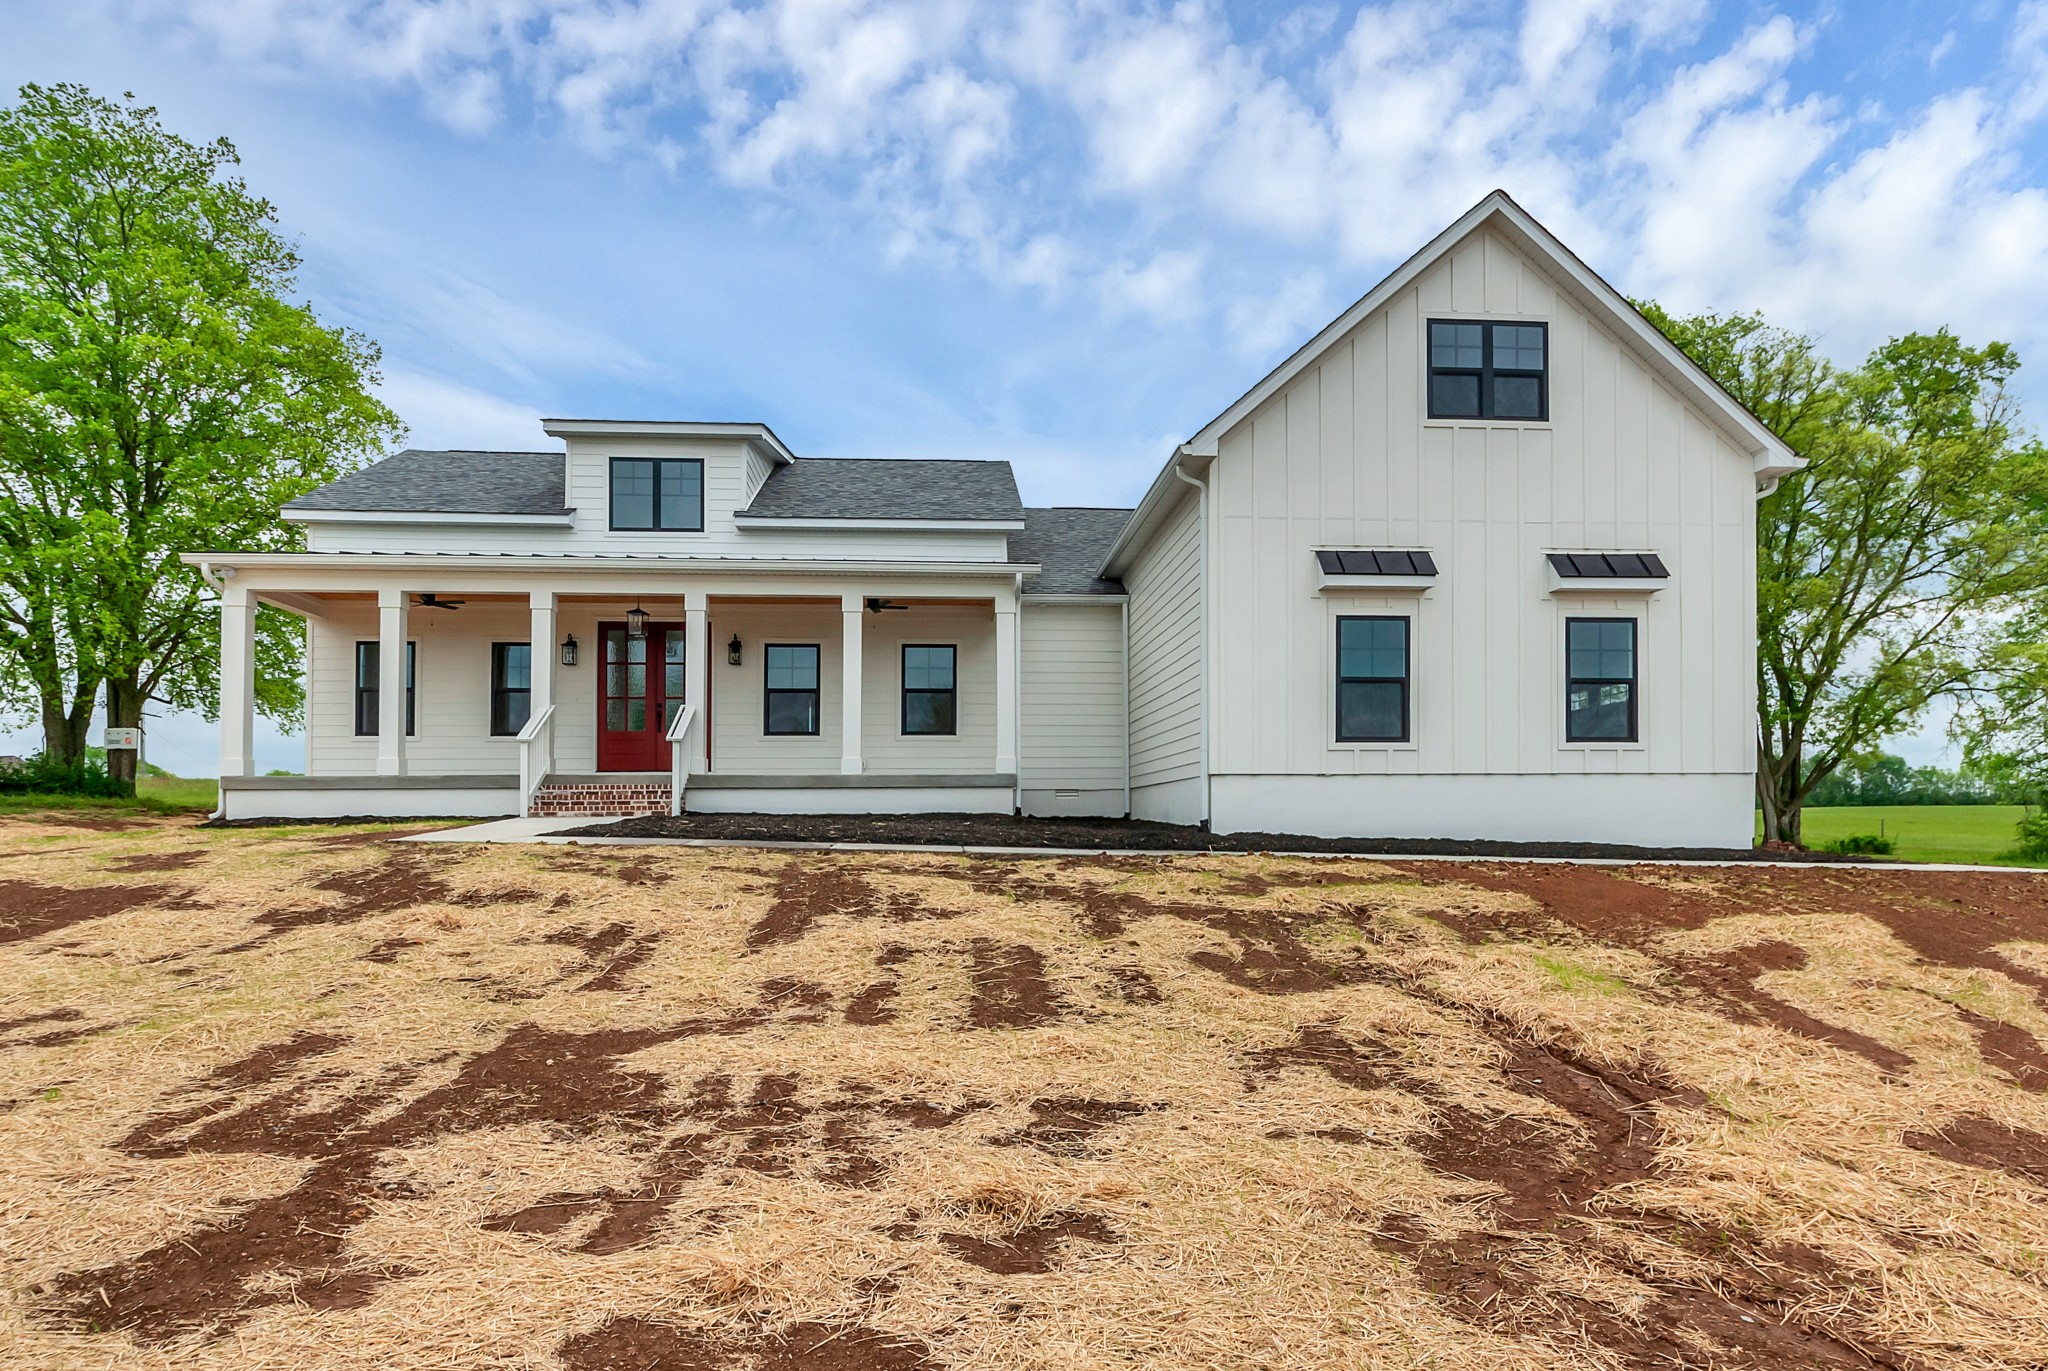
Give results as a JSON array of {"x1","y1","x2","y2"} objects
[{"x1": 186, "y1": 192, "x2": 1797, "y2": 846}]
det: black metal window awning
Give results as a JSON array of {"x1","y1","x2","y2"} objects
[
  {"x1": 1315, "y1": 549, "x2": 1440, "y2": 577},
  {"x1": 1546, "y1": 551, "x2": 1669, "y2": 579}
]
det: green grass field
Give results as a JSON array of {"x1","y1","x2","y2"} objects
[
  {"x1": 0, "y1": 774, "x2": 217, "y2": 817},
  {"x1": 1770, "y1": 804, "x2": 2043, "y2": 867}
]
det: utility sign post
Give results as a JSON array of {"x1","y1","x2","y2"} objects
[{"x1": 104, "y1": 727, "x2": 141, "y2": 750}]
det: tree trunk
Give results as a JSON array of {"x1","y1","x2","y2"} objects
[
  {"x1": 1758, "y1": 747, "x2": 1805, "y2": 847},
  {"x1": 104, "y1": 675, "x2": 142, "y2": 794},
  {"x1": 39, "y1": 677, "x2": 96, "y2": 768}
]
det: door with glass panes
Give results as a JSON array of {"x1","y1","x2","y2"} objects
[{"x1": 595, "y1": 622, "x2": 684, "y2": 770}]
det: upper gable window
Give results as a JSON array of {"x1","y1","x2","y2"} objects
[
  {"x1": 1428, "y1": 320, "x2": 1547, "y2": 421},
  {"x1": 610, "y1": 457, "x2": 704, "y2": 531}
]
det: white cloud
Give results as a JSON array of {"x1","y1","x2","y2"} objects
[
  {"x1": 375, "y1": 369, "x2": 550, "y2": 450},
  {"x1": 97, "y1": 0, "x2": 2048, "y2": 381}
]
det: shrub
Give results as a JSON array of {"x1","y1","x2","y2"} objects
[
  {"x1": 2010, "y1": 807, "x2": 2048, "y2": 861},
  {"x1": 0, "y1": 753, "x2": 128, "y2": 797},
  {"x1": 1823, "y1": 832, "x2": 1895, "y2": 855}
]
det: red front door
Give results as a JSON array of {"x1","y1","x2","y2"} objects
[{"x1": 596, "y1": 621, "x2": 684, "y2": 771}]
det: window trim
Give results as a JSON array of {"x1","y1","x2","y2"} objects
[
  {"x1": 1334, "y1": 615, "x2": 1411, "y2": 743},
  {"x1": 353, "y1": 640, "x2": 416, "y2": 737},
  {"x1": 608, "y1": 455, "x2": 706, "y2": 532},
  {"x1": 762, "y1": 642, "x2": 822, "y2": 737},
  {"x1": 489, "y1": 641, "x2": 533, "y2": 738},
  {"x1": 900, "y1": 643, "x2": 958, "y2": 737},
  {"x1": 1426, "y1": 318, "x2": 1549, "y2": 422},
  {"x1": 1564, "y1": 616, "x2": 1639, "y2": 744}
]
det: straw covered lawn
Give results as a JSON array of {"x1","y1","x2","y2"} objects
[{"x1": 4, "y1": 815, "x2": 2048, "y2": 1369}]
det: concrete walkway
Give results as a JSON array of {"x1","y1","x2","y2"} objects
[{"x1": 394, "y1": 817, "x2": 2043, "y2": 873}]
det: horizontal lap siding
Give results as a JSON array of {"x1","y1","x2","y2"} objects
[
  {"x1": 1211, "y1": 227, "x2": 1754, "y2": 780},
  {"x1": 1126, "y1": 491, "x2": 1203, "y2": 789},
  {"x1": 1021, "y1": 603, "x2": 1128, "y2": 793},
  {"x1": 860, "y1": 604, "x2": 997, "y2": 775},
  {"x1": 707, "y1": 601, "x2": 842, "y2": 775},
  {"x1": 305, "y1": 600, "x2": 528, "y2": 776}
]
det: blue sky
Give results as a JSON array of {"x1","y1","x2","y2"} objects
[{"x1": 6, "y1": 0, "x2": 2047, "y2": 776}]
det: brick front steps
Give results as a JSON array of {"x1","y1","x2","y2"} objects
[{"x1": 530, "y1": 777, "x2": 672, "y2": 818}]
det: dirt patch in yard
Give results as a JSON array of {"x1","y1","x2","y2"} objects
[
  {"x1": 12, "y1": 821, "x2": 2048, "y2": 1371},
  {"x1": 561, "y1": 810, "x2": 1880, "y2": 861},
  {"x1": 559, "y1": 1317, "x2": 940, "y2": 1371},
  {"x1": 0, "y1": 877, "x2": 177, "y2": 943}
]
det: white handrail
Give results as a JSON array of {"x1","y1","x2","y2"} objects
[
  {"x1": 667, "y1": 702, "x2": 698, "y2": 816},
  {"x1": 516, "y1": 703, "x2": 555, "y2": 816}
]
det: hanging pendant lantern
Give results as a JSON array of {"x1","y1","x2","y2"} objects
[{"x1": 626, "y1": 602, "x2": 649, "y2": 639}]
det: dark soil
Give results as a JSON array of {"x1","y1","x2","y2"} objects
[
  {"x1": 993, "y1": 1097, "x2": 1160, "y2": 1155},
  {"x1": 964, "y1": 939, "x2": 1061, "y2": 1028},
  {"x1": 938, "y1": 1211, "x2": 1117, "y2": 1273},
  {"x1": 1253, "y1": 1021, "x2": 1906, "y2": 1368},
  {"x1": 558, "y1": 1317, "x2": 938, "y2": 1371},
  {"x1": 561, "y1": 810, "x2": 1877, "y2": 861},
  {"x1": 0, "y1": 877, "x2": 177, "y2": 943},
  {"x1": 1958, "y1": 1009, "x2": 2048, "y2": 1091},
  {"x1": 1904, "y1": 1113, "x2": 2048, "y2": 1187},
  {"x1": 106, "y1": 850, "x2": 204, "y2": 873},
  {"x1": 544, "y1": 922, "x2": 664, "y2": 992}
]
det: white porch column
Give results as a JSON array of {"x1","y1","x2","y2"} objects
[
  {"x1": 685, "y1": 591, "x2": 709, "y2": 771},
  {"x1": 529, "y1": 590, "x2": 556, "y2": 772},
  {"x1": 219, "y1": 584, "x2": 256, "y2": 779},
  {"x1": 995, "y1": 594, "x2": 1018, "y2": 776},
  {"x1": 376, "y1": 587, "x2": 409, "y2": 777},
  {"x1": 841, "y1": 592, "x2": 864, "y2": 774}
]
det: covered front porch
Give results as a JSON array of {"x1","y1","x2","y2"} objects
[{"x1": 201, "y1": 558, "x2": 1024, "y2": 821}]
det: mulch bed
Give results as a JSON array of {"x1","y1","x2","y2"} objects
[{"x1": 557, "y1": 810, "x2": 1872, "y2": 862}]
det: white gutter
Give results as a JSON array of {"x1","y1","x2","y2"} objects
[
  {"x1": 733, "y1": 516, "x2": 1025, "y2": 533},
  {"x1": 284, "y1": 509, "x2": 577, "y2": 528},
  {"x1": 178, "y1": 552, "x2": 1040, "y2": 578},
  {"x1": 1169, "y1": 453, "x2": 1212, "y2": 829}
]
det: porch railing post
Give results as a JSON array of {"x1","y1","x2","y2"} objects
[
  {"x1": 529, "y1": 590, "x2": 557, "y2": 778},
  {"x1": 375, "y1": 587, "x2": 408, "y2": 777},
  {"x1": 840, "y1": 591, "x2": 864, "y2": 775}
]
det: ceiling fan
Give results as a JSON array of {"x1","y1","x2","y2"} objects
[{"x1": 415, "y1": 593, "x2": 466, "y2": 611}]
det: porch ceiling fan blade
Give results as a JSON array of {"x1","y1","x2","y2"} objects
[{"x1": 416, "y1": 593, "x2": 466, "y2": 610}]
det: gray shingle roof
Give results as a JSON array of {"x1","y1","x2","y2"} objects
[
  {"x1": 287, "y1": 449, "x2": 568, "y2": 515},
  {"x1": 1012, "y1": 507, "x2": 1133, "y2": 595},
  {"x1": 740, "y1": 458, "x2": 1022, "y2": 522}
]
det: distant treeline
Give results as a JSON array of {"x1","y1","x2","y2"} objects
[{"x1": 1807, "y1": 753, "x2": 2033, "y2": 807}]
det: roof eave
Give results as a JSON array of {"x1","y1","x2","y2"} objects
[
  {"x1": 284, "y1": 508, "x2": 576, "y2": 527},
  {"x1": 733, "y1": 515, "x2": 1025, "y2": 532},
  {"x1": 540, "y1": 418, "x2": 798, "y2": 466},
  {"x1": 1098, "y1": 448, "x2": 1211, "y2": 580}
]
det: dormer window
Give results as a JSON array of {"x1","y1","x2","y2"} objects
[
  {"x1": 1428, "y1": 320, "x2": 1547, "y2": 421},
  {"x1": 610, "y1": 456, "x2": 704, "y2": 531}
]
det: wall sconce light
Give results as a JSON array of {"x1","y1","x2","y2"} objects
[
  {"x1": 727, "y1": 634, "x2": 743, "y2": 666},
  {"x1": 625, "y1": 602, "x2": 649, "y2": 639},
  {"x1": 560, "y1": 633, "x2": 578, "y2": 666}
]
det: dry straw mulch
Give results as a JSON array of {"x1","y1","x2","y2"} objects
[{"x1": 2, "y1": 813, "x2": 2047, "y2": 1369}]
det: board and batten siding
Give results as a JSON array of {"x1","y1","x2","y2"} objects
[
  {"x1": 1020, "y1": 601, "x2": 1128, "y2": 815},
  {"x1": 1208, "y1": 227, "x2": 1754, "y2": 795},
  {"x1": 1124, "y1": 488, "x2": 1205, "y2": 823}
]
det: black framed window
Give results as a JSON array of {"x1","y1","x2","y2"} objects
[
  {"x1": 354, "y1": 641, "x2": 416, "y2": 737},
  {"x1": 1336, "y1": 617, "x2": 1409, "y2": 742},
  {"x1": 1566, "y1": 617, "x2": 1637, "y2": 742},
  {"x1": 764, "y1": 644, "x2": 821, "y2": 736},
  {"x1": 609, "y1": 456, "x2": 704, "y2": 531},
  {"x1": 1428, "y1": 320, "x2": 1547, "y2": 420},
  {"x1": 901, "y1": 645, "x2": 957, "y2": 736},
  {"x1": 490, "y1": 642, "x2": 532, "y2": 737}
]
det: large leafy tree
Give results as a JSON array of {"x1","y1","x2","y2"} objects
[
  {"x1": 1643, "y1": 304, "x2": 2048, "y2": 844},
  {"x1": 0, "y1": 84, "x2": 401, "y2": 782}
]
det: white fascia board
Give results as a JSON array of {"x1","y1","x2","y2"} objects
[
  {"x1": 540, "y1": 418, "x2": 797, "y2": 466},
  {"x1": 1547, "y1": 569, "x2": 1668, "y2": 596},
  {"x1": 1098, "y1": 448, "x2": 1212, "y2": 579},
  {"x1": 1318, "y1": 574, "x2": 1436, "y2": 594},
  {"x1": 284, "y1": 508, "x2": 575, "y2": 527},
  {"x1": 732, "y1": 516, "x2": 1025, "y2": 532},
  {"x1": 1022, "y1": 593, "x2": 1130, "y2": 604},
  {"x1": 1176, "y1": 190, "x2": 1802, "y2": 485},
  {"x1": 179, "y1": 551, "x2": 1040, "y2": 578}
]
